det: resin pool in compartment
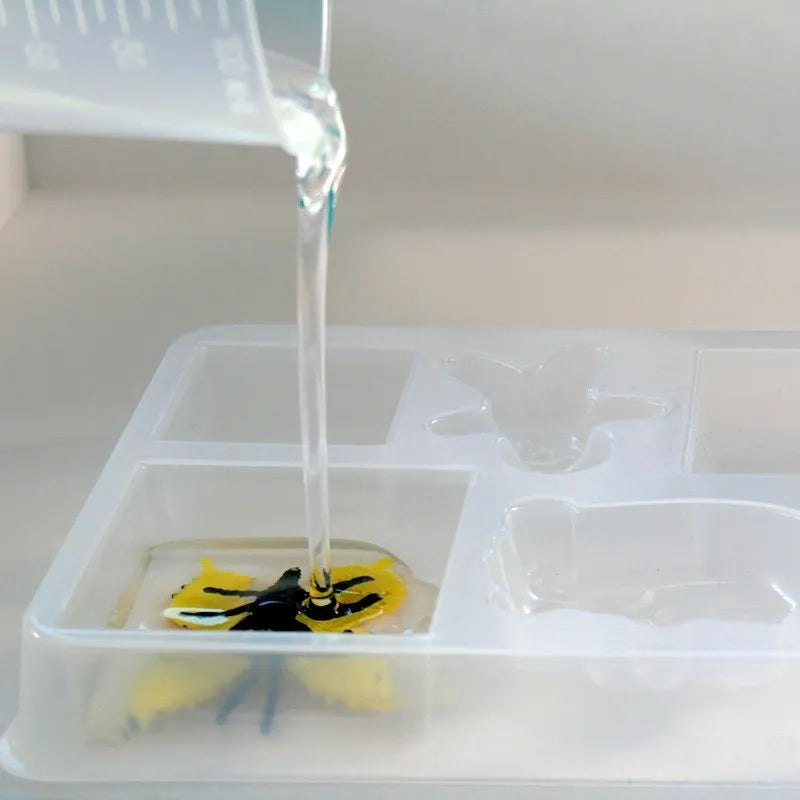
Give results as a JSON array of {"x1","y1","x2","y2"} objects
[{"x1": 68, "y1": 463, "x2": 467, "y2": 633}]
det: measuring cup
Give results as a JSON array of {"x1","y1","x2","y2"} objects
[{"x1": 0, "y1": 0, "x2": 328, "y2": 148}]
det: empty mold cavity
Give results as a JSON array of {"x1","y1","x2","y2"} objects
[
  {"x1": 431, "y1": 345, "x2": 666, "y2": 472},
  {"x1": 691, "y1": 349, "x2": 800, "y2": 473},
  {"x1": 488, "y1": 498, "x2": 800, "y2": 625},
  {"x1": 162, "y1": 345, "x2": 413, "y2": 444},
  {"x1": 55, "y1": 463, "x2": 469, "y2": 632}
]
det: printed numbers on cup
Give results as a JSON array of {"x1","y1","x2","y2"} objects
[
  {"x1": 213, "y1": 37, "x2": 256, "y2": 116},
  {"x1": 213, "y1": 36, "x2": 249, "y2": 78},
  {"x1": 24, "y1": 41, "x2": 60, "y2": 71},
  {"x1": 112, "y1": 39, "x2": 148, "y2": 70},
  {"x1": 224, "y1": 79, "x2": 256, "y2": 116}
]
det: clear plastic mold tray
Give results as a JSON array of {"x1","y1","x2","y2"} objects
[{"x1": 4, "y1": 325, "x2": 800, "y2": 786}]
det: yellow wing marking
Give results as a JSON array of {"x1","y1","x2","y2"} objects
[
  {"x1": 166, "y1": 558, "x2": 254, "y2": 630},
  {"x1": 297, "y1": 557, "x2": 407, "y2": 633},
  {"x1": 126, "y1": 655, "x2": 250, "y2": 729},
  {"x1": 286, "y1": 655, "x2": 395, "y2": 712}
]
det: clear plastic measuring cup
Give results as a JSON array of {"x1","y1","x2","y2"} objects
[{"x1": 0, "y1": 0, "x2": 328, "y2": 147}]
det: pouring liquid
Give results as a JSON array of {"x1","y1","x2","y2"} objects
[
  {"x1": 272, "y1": 61, "x2": 439, "y2": 629},
  {"x1": 271, "y1": 56, "x2": 346, "y2": 607}
]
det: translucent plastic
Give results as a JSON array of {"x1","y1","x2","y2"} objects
[
  {"x1": 0, "y1": 0, "x2": 328, "y2": 145},
  {"x1": 6, "y1": 326, "x2": 800, "y2": 787}
]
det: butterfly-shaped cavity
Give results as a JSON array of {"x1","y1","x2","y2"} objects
[{"x1": 431, "y1": 344, "x2": 666, "y2": 472}]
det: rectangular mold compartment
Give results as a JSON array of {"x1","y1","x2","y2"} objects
[
  {"x1": 61, "y1": 462, "x2": 469, "y2": 629},
  {"x1": 160, "y1": 343, "x2": 414, "y2": 444},
  {"x1": 2, "y1": 463, "x2": 470, "y2": 782},
  {"x1": 689, "y1": 349, "x2": 800, "y2": 473}
]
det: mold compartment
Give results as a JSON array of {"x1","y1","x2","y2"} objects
[
  {"x1": 162, "y1": 344, "x2": 414, "y2": 444},
  {"x1": 690, "y1": 349, "x2": 800, "y2": 473},
  {"x1": 1, "y1": 464, "x2": 469, "y2": 782},
  {"x1": 430, "y1": 345, "x2": 666, "y2": 472},
  {"x1": 489, "y1": 498, "x2": 800, "y2": 626},
  {"x1": 58, "y1": 463, "x2": 469, "y2": 631}
]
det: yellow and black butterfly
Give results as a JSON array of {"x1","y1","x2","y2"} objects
[
  {"x1": 163, "y1": 558, "x2": 404, "y2": 633},
  {"x1": 124, "y1": 559, "x2": 404, "y2": 734}
]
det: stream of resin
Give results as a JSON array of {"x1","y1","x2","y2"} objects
[
  {"x1": 266, "y1": 57, "x2": 433, "y2": 627},
  {"x1": 275, "y1": 60, "x2": 346, "y2": 606}
]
